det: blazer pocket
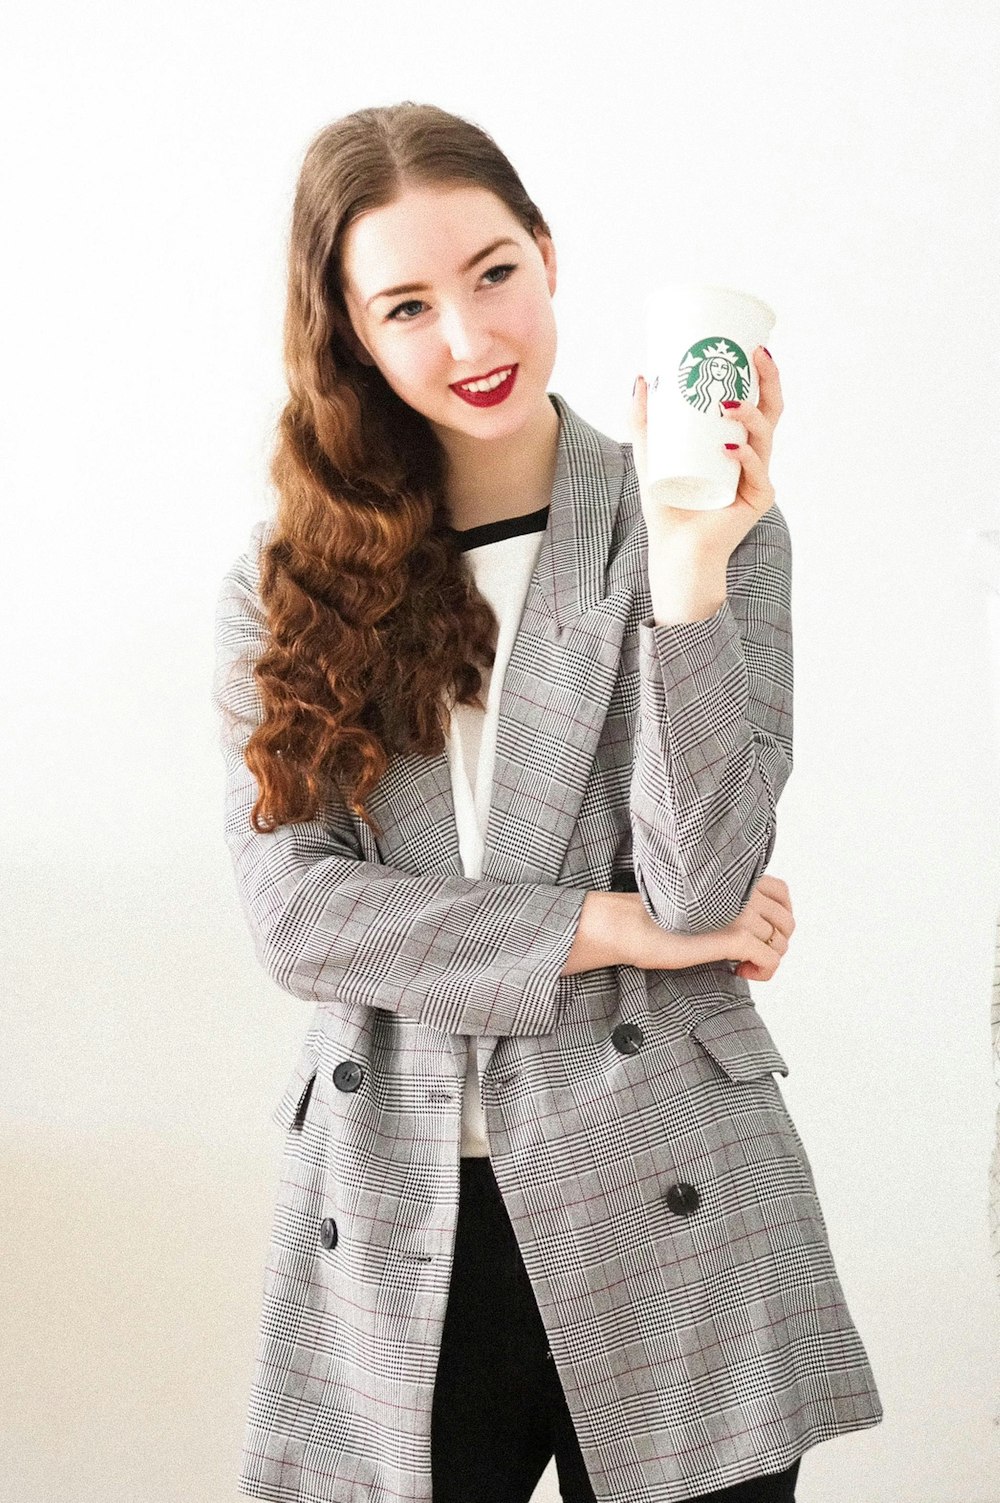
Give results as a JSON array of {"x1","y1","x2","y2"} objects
[
  {"x1": 689, "y1": 1004, "x2": 789, "y2": 1083},
  {"x1": 271, "y1": 1039, "x2": 320, "y2": 1130}
]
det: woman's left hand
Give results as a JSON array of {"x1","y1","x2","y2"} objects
[{"x1": 628, "y1": 346, "x2": 783, "y2": 565}]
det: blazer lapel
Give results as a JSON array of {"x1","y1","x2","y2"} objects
[
  {"x1": 481, "y1": 393, "x2": 627, "y2": 885},
  {"x1": 369, "y1": 391, "x2": 628, "y2": 888}
]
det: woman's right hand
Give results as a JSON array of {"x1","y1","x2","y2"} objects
[{"x1": 613, "y1": 874, "x2": 795, "y2": 981}]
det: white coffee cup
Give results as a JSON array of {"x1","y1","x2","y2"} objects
[{"x1": 643, "y1": 283, "x2": 776, "y2": 509}]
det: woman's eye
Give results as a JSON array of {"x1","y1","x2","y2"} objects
[
  {"x1": 387, "y1": 297, "x2": 425, "y2": 322},
  {"x1": 386, "y1": 263, "x2": 517, "y2": 322}
]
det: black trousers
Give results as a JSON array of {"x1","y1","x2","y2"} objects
[{"x1": 431, "y1": 1156, "x2": 801, "y2": 1503}]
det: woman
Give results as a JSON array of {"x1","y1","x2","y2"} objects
[{"x1": 213, "y1": 101, "x2": 882, "y2": 1503}]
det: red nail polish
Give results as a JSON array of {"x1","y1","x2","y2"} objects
[
  {"x1": 721, "y1": 400, "x2": 740, "y2": 409},
  {"x1": 724, "y1": 443, "x2": 740, "y2": 450},
  {"x1": 762, "y1": 347, "x2": 772, "y2": 359}
]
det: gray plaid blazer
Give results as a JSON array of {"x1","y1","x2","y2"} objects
[{"x1": 213, "y1": 390, "x2": 882, "y2": 1503}]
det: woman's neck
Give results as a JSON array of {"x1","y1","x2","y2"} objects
[{"x1": 440, "y1": 394, "x2": 560, "y2": 533}]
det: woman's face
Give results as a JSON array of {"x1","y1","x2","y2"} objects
[{"x1": 336, "y1": 183, "x2": 558, "y2": 446}]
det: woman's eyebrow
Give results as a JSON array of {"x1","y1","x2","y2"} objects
[{"x1": 367, "y1": 237, "x2": 521, "y2": 309}]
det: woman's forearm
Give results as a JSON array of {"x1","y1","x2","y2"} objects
[
  {"x1": 561, "y1": 891, "x2": 712, "y2": 975},
  {"x1": 647, "y1": 541, "x2": 729, "y2": 626},
  {"x1": 561, "y1": 892, "x2": 625, "y2": 974}
]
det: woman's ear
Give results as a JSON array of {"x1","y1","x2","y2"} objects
[{"x1": 534, "y1": 230, "x2": 557, "y2": 297}]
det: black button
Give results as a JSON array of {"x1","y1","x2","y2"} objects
[
  {"x1": 333, "y1": 1060, "x2": 363, "y2": 1093},
  {"x1": 610, "y1": 872, "x2": 638, "y2": 892},
  {"x1": 319, "y1": 1217, "x2": 338, "y2": 1249},
  {"x1": 665, "y1": 1183, "x2": 700, "y2": 1216},
  {"x1": 611, "y1": 1022, "x2": 644, "y2": 1055}
]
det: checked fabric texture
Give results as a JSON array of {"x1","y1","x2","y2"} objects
[{"x1": 213, "y1": 391, "x2": 882, "y2": 1502}]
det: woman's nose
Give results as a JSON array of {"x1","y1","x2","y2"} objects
[{"x1": 439, "y1": 309, "x2": 492, "y2": 365}]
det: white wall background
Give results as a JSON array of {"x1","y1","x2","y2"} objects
[{"x1": 2, "y1": 2, "x2": 999, "y2": 1499}]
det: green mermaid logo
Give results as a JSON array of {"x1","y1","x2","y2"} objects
[{"x1": 676, "y1": 338, "x2": 751, "y2": 413}]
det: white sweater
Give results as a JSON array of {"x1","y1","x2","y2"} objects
[{"x1": 444, "y1": 506, "x2": 549, "y2": 1156}]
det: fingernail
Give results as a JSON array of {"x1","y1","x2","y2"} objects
[
  {"x1": 633, "y1": 375, "x2": 639, "y2": 396},
  {"x1": 721, "y1": 400, "x2": 740, "y2": 410},
  {"x1": 724, "y1": 443, "x2": 740, "y2": 450},
  {"x1": 762, "y1": 347, "x2": 772, "y2": 359}
]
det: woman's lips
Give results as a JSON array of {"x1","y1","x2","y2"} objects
[{"x1": 450, "y1": 364, "x2": 518, "y2": 407}]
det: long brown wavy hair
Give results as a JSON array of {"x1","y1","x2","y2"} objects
[{"x1": 244, "y1": 102, "x2": 554, "y2": 838}]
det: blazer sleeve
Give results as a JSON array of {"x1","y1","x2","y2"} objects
[
  {"x1": 629, "y1": 499, "x2": 793, "y2": 935},
  {"x1": 212, "y1": 524, "x2": 587, "y2": 1037}
]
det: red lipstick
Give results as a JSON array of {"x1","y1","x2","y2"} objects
[{"x1": 449, "y1": 364, "x2": 518, "y2": 407}]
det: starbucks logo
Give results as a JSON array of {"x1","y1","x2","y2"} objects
[{"x1": 677, "y1": 337, "x2": 751, "y2": 413}]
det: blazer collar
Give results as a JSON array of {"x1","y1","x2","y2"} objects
[{"x1": 368, "y1": 390, "x2": 629, "y2": 889}]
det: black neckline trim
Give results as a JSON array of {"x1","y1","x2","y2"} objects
[{"x1": 452, "y1": 504, "x2": 550, "y2": 553}]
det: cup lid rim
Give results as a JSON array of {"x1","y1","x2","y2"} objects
[{"x1": 644, "y1": 282, "x2": 776, "y2": 323}]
